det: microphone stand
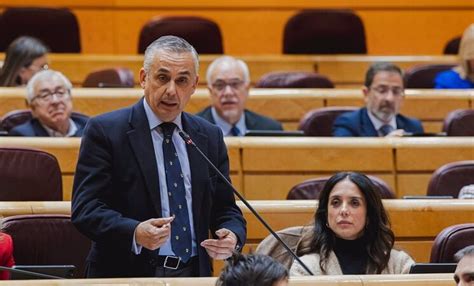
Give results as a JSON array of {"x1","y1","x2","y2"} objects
[{"x1": 178, "y1": 130, "x2": 314, "y2": 275}]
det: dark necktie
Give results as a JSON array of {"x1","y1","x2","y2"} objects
[
  {"x1": 379, "y1": 124, "x2": 394, "y2": 137},
  {"x1": 160, "y1": 122, "x2": 192, "y2": 262},
  {"x1": 230, "y1": 125, "x2": 240, "y2": 136}
]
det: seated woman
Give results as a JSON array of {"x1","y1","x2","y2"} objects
[
  {"x1": 0, "y1": 36, "x2": 49, "y2": 87},
  {"x1": 290, "y1": 172, "x2": 414, "y2": 276},
  {"x1": 435, "y1": 24, "x2": 474, "y2": 89},
  {"x1": 0, "y1": 232, "x2": 14, "y2": 279}
]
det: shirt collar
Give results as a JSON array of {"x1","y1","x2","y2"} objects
[
  {"x1": 211, "y1": 107, "x2": 246, "y2": 136},
  {"x1": 41, "y1": 118, "x2": 77, "y2": 137},
  {"x1": 143, "y1": 98, "x2": 183, "y2": 131},
  {"x1": 367, "y1": 110, "x2": 397, "y2": 131}
]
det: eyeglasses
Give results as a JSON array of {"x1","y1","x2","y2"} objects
[
  {"x1": 32, "y1": 88, "x2": 69, "y2": 103},
  {"x1": 211, "y1": 80, "x2": 245, "y2": 91},
  {"x1": 370, "y1": 85, "x2": 404, "y2": 97}
]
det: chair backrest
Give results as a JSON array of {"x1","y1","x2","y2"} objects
[
  {"x1": 0, "y1": 148, "x2": 62, "y2": 201},
  {"x1": 427, "y1": 161, "x2": 474, "y2": 197},
  {"x1": 283, "y1": 9, "x2": 367, "y2": 54},
  {"x1": 443, "y1": 36, "x2": 461, "y2": 55},
  {"x1": 138, "y1": 16, "x2": 223, "y2": 54},
  {"x1": 255, "y1": 225, "x2": 312, "y2": 270},
  {"x1": 82, "y1": 67, "x2": 135, "y2": 88},
  {"x1": 430, "y1": 223, "x2": 474, "y2": 263},
  {"x1": 1, "y1": 110, "x2": 89, "y2": 133},
  {"x1": 404, "y1": 64, "x2": 456, "y2": 88},
  {"x1": 298, "y1": 106, "x2": 358, "y2": 136},
  {"x1": 2, "y1": 214, "x2": 91, "y2": 278},
  {"x1": 0, "y1": 7, "x2": 80, "y2": 53},
  {"x1": 287, "y1": 175, "x2": 395, "y2": 199},
  {"x1": 255, "y1": 71, "x2": 334, "y2": 88},
  {"x1": 442, "y1": 109, "x2": 474, "y2": 136}
]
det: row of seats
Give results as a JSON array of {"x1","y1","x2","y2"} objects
[
  {"x1": 0, "y1": 7, "x2": 461, "y2": 55},
  {"x1": 2, "y1": 106, "x2": 473, "y2": 137},
  {"x1": 1, "y1": 212, "x2": 471, "y2": 278},
  {"x1": 1, "y1": 145, "x2": 472, "y2": 201}
]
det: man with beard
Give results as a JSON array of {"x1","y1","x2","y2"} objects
[
  {"x1": 9, "y1": 69, "x2": 88, "y2": 137},
  {"x1": 333, "y1": 62, "x2": 423, "y2": 137},
  {"x1": 196, "y1": 56, "x2": 282, "y2": 136}
]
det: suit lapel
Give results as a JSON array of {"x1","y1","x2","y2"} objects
[
  {"x1": 361, "y1": 108, "x2": 378, "y2": 136},
  {"x1": 182, "y1": 113, "x2": 208, "y2": 231},
  {"x1": 31, "y1": 120, "x2": 50, "y2": 136},
  {"x1": 244, "y1": 110, "x2": 258, "y2": 130},
  {"x1": 127, "y1": 99, "x2": 162, "y2": 215}
]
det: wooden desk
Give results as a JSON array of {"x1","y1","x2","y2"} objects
[
  {"x1": 0, "y1": 54, "x2": 459, "y2": 87},
  {"x1": 0, "y1": 201, "x2": 470, "y2": 274},
  {"x1": 0, "y1": 274, "x2": 455, "y2": 285},
  {"x1": 1, "y1": 88, "x2": 471, "y2": 133},
  {"x1": 1, "y1": 137, "x2": 472, "y2": 200}
]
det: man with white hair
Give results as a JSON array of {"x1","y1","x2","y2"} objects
[
  {"x1": 197, "y1": 56, "x2": 282, "y2": 136},
  {"x1": 9, "y1": 69, "x2": 88, "y2": 137},
  {"x1": 454, "y1": 245, "x2": 474, "y2": 286}
]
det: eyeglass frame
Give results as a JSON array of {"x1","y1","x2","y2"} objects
[
  {"x1": 31, "y1": 87, "x2": 71, "y2": 104},
  {"x1": 210, "y1": 79, "x2": 247, "y2": 92},
  {"x1": 26, "y1": 63, "x2": 49, "y2": 72},
  {"x1": 368, "y1": 84, "x2": 405, "y2": 97}
]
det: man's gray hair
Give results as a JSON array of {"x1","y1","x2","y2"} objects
[
  {"x1": 455, "y1": 245, "x2": 474, "y2": 262},
  {"x1": 143, "y1": 35, "x2": 199, "y2": 74},
  {"x1": 206, "y1": 56, "x2": 250, "y2": 86},
  {"x1": 26, "y1": 69, "x2": 72, "y2": 104}
]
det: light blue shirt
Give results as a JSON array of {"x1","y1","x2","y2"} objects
[
  {"x1": 211, "y1": 107, "x2": 247, "y2": 136},
  {"x1": 367, "y1": 111, "x2": 397, "y2": 137},
  {"x1": 132, "y1": 99, "x2": 197, "y2": 257}
]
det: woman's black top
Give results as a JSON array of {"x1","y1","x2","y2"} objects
[{"x1": 333, "y1": 236, "x2": 369, "y2": 274}]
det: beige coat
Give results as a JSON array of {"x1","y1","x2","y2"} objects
[{"x1": 289, "y1": 249, "x2": 415, "y2": 276}]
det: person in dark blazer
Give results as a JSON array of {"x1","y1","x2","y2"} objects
[
  {"x1": 71, "y1": 36, "x2": 246, "y2": 278},
  {"x1": 196, "y1": 56, "x2": 282, "y2": 136},
  {"x1": 333, "y1": 62, "x2": 423, "y2": 137},
  {"x1": 9, "y1": 70, "x2": 88, "y2": 137}
]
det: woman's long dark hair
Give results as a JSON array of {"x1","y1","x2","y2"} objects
[
  {"x1": 0, "y1": 36, "x2": 49, "y2": 86},
  {"x1": 297, "y1": 172, "x2": 395, "y2": 274}
]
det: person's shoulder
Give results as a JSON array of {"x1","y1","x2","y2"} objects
[
  {"x1": 244, "y1": 109, "x2": 283, "y2": 130},
  {"x1": 0, "y1": 233, "x2": 12, "y2": 248},
  {"x1": 8, "y1": 120, "x2": 36, "y2": 136},
  {"x1": 184, "y1": 112, "x2": 222, "y2": 133},
  {"x1": 387, "y1": 248, "x2": 415, "y2": 274},
  {"x1": 289, "y1": 253, "x2": 320, "y2": 276},
  {"x1": 335, "y1": 108, "x2": 363, "y2": 122}
]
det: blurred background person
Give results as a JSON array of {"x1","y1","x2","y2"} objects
[
  {"x1": 0, "y1": 36, "x2": 49, "y2": 87},
  {"x1": 0, "y1": 221, "x2": 14, "y2": 280},
  {"x1": 216, "y1": 253, "x2": 288, "y2": 286},
  {"x1": 453, "y1": 245, "x2": 474, "y2": 286},
  {"x1": 9, "y1": 70, "x2": 88, "y2": 137},
  {"x1": 290, "y1": 172, "x2": 414, "y2": 275},
  {"x1": 435, "y1": 24, "x2": 474, "y2": 89},
  {"x1": 197, "y1": 56, "x2": 282, "y2": 136}
]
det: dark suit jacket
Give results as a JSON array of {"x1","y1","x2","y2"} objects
[
  {"x1": 196, "y1": 106, "x2": 283, "y2": 131},
  {"x1": 71, "y1": 98, "x2": 246, "y2": 278},
  {"x1": 9, "y1": 115, "x2": 88, "y2": 137},
  {"x1": 333, "y1": 107, "x2": 424, "y2": 137}
]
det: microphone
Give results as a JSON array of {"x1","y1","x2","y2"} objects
[
  {"x1": 178, "y1": 130, "x2": 314, "y2": 275},
  {"x1": 0, "y1": 265, "x2": 63, "y2": 279}
]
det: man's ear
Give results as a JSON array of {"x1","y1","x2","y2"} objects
[
  {"x1": 362, "y1": 86, "x2": 370, "y2": 104},
  {"x1": 139, "y1": 68, "x2": 147, "y2": 89}
]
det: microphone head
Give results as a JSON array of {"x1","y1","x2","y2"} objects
[{"x1": 178, "y1": 130, "x2": 194, "y2": 145}]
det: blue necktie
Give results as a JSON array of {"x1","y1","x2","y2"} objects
[
  {"x1": 379, "y1": 124, "x2": 394, "y2": 136},
  {"x1": 160, "y1": 122, "x2": 192, "y2": 262},
  {"x1": 230, "y1": 125, "x2": 240, "y2": 136}
]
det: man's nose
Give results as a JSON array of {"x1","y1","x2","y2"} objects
[{"x1": 166, "y1": 81, "x2": 177, "y2": 95}]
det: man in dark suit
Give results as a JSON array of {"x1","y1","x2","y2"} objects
[
  {"x1": 71, "y1": 36, "x2": 246, "y2": 278},
  {"x1": 9, "y1": 69, "x2": 87, "y2": 137},
  {"x1": 333, "y1": 62, "x2": 423, "y2": 137},
  {"x1": 196, "y1": 56, "x2": 282, "y2": 136}
]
